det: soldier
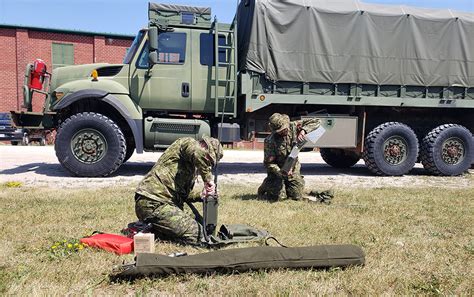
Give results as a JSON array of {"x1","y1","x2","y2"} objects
[
  {"x1": 134, "y1": 136, "x2": 223, "y2": 245},
  {"x1": 258, "y1": 113, "x2": 320, "y2": 201}
]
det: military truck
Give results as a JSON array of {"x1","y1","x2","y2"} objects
[{"x1": 12, "y1": 1, "x2": 474, "y2": 177}]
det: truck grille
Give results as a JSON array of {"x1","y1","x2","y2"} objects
[{"x1": 152, "y1": 123, "x2": 198, "y2": 134}]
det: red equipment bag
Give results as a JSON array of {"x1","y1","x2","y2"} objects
[{"x1": 80, "y1": 232, "x2": 134, "y2": 255}]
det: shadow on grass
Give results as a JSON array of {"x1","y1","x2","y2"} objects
[
  {"x1": 0, "y1": 159, "x2": 429, "y2": 179},
  {"x1": 230, "y1": 193, "x2": 280, "y2": 204}
]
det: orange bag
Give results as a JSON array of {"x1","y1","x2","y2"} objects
[{"x1": 80, "y1": 233, "x2": 133, "y2": 255}]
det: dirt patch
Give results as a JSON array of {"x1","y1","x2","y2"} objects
[{"x1": 0, "y1": 146, "x2": 472, "y2": 189}]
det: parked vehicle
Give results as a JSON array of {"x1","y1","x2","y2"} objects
[
  {"x1": 11, "y1": 1, "x2": 474, "y2": 177},
  {"x1": 0, "y1": 113, "x2": 29, "y2": 145}
]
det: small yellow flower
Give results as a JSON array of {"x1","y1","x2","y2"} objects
[
  {"x1": 78, "y1": 245, "x2": 84, "y2": 250},
  {"x1": 63, "y1": 240, "x2": 67, "y2": 243},
  {"x1": 51, "y1": 245, "x2": 57, "y2": 249},
  {"x1": 67, "y1": 243, "x2": 73, "y2": 249},
  {"x1": 74, "y1": 243, "x2": 79, "y2": 247}
]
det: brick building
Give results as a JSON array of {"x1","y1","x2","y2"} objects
[{"x1": 0, "y1": 24, "x2": 133, "y2": 113}]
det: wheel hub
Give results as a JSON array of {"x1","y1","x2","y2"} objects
[
  {"x1": 383, "y1": 137, "x2": 407, "y2": 165},
  {"x1": 71, "y1": 129, "x2": 108, "y2": 164},
  {"x1": 441, "y1": 137, "x2": 464, "y2": 165}
]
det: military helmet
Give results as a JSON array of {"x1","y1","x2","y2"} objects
[
  {"x1": 202, "y1": 136, "x2": 224, "y2": 165},
  {"x1": 269, "y1": 113, "x2": 290, "y2": 132}
]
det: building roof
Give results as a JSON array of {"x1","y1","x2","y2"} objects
[{"x1": 0, "y1": 23, "x2": 135, "y2": 39}]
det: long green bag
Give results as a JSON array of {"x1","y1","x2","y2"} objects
[{"x1": 111, "y1": 244, "x2": 365, "y2": 280}]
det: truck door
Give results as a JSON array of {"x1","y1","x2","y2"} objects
[
  {"x1": 130, "y1": 28, "x2": 192, "y2": 111},
  {"x1": 191, "y1": 30, "x2": 232, "y2": 114}
]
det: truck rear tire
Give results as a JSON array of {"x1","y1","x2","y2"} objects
[
  {"x1": 420, "y1": 124, "x2": 473, "y2": 176},
  {"x1": 320, "y1": 148, "x2": 360, "y2": 168},
  {"x1": 363, "y1": 122, "x2": 419, "y2": 176},
  {"x1": 55, "y1": 112, "x2": 127, "y2": 177}
]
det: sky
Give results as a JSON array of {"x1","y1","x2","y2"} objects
[{"x1": 0, "y1": 0, "x2": 473, "y2": 36}]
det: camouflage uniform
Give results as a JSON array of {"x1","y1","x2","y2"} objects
[
  {"x1": 135, "y1": 136, "x2": 223, "y2": 245},
  {"x1": 258, "y1": 113, "x2": 320, "y2": 201}
]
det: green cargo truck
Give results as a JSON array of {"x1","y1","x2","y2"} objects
[{"x1": 12, "y1": 1, "x2": 474, "y2": 177}]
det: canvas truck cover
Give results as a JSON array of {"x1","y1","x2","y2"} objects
[
  {"x1": 237, "y1": 0, "x2": 474, "y2": 87},
  {"x1": 149, "y1": 3, "x2": 211, "y2": 15}
]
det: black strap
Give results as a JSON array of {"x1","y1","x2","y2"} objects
[{"x1": 265, "y1": 236, "x2": 288, "y2": 248}]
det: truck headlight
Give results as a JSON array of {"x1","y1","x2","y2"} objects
[{"x1": 54, "y1": 91, "x2": 65, "y2": 101}]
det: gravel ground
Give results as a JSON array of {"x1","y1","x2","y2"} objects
[{"x1": 0, "y1": 145, "x2": 472, "y2": 189}]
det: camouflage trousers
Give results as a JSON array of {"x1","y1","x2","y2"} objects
[
  {"x1": 135, "y1": 194, "x2": 202, "y2": 245},
  {"x1": 257, "y1": 163, "x2": 305, "y2": 201}
]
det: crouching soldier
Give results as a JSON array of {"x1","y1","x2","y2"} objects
[
  {"x1": 134, "y1": 136, "x2": 223, "y2": 245},
  {"x1": 258, "y1": 113, "x2": 320, "y2": 201}
]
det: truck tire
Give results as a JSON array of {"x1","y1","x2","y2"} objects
[
  {"x1": 124, "y1": 142, "x2": 135, "y2": 163},
  {"x1": 55, "y1": 112, "x2": 126, "y2": 177},
  {"x1": 420, "y1": 124, "x2": 473, "y2": 176},
  {"x1": 363, "y1": 122, "x2": 419, "y2": 176},
  {"x1": 11, "y1": 141, "x2": 18, "y2": 146},
  {"x1": 320, "y1": 148, "x2": 360, "y2": 168}
]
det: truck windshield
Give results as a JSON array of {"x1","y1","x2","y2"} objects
[{"x1": 123, "y1": 30, "x2": 145, "y2": 64}]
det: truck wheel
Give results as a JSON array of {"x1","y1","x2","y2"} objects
[
  {"x1": 420, "y1": 124, "x2": 473, "y2": 176},
  {"x1": 11, "y1": 141, "x2": 18, "y2": 146},
  {"x1": 39, "y1": 137, "x2": 46, "y2": 146},
  {"x1": 363, "y1": 122, "x2": 419, "y2": 176},
  {"x1": 320, "y1": 148, "x2": 360, "y2": 168},
  {"x1": 55, "y1": 112, "x2": 126, "y2": 177},
  {"x1": 124, "y1": 142, "x2": 135, "y2": 163}
]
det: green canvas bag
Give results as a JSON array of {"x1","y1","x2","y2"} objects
[{"x1": 111, "y1": 244, "x2": 365, "y2": 280}]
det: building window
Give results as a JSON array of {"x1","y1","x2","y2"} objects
[
  {"x1": 200, "y1": 33, "x2": 227, "y2": 66},
  {"x1": 52, "y1": 43, "x2": 74, "y2": 69},
  {"x1": 157, "y1": 32, "x2": 186, "y2": 64}
]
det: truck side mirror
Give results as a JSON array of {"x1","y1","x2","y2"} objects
[
  {"x1": 148, "y1": 51, "x2": 158, "y2": 65},
  {"x1": 149, "y1": 27, "x2": 158, "y2": 51}
]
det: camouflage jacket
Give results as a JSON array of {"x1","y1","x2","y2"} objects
[
  {"x1": 136, "y1": 137, "x2": 213, "y2": 206},
  {"x1": 264, "y1": 118, "x2": 321, "y2": 175}
]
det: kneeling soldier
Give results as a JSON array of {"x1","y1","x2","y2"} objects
[
  {"x1": 258, "y1": 113, "x2": 320, "y2": 201},
  {"x1": 134, "y1": 136, "x2": 223, "y2": 245}
]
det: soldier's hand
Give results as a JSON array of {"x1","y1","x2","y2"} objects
[
  {"x1": 287, "y1": 168, "x2": 293, "y2": 177},
  {"x1": 202, "y1": 181, "x2": 216, "y2": 198},
  {"x1": 297, "y1": 130, "x2": 306, "y2": 142}
]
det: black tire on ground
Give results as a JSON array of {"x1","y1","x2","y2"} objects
[
  {"x1": 320, "y1": 148, "x2": 360, "y2": 168},
  {"x1": 363, "y1": 122, "x2": 419, "y2": 176},
  {"x1": 11, "y1": 141, "x2": 18, "y2": 146},
  {"x1": 420, "y1": 124, "x2": 473, "y2": 176},
  {"x1": 39, "y1": 137, "x2": 46, "y2": 146},
  {"x1": 123, "y1": 141, "x2": 136, "y2": 163},
  {"x1": 55, "y1": 112, "x2": 126, "y2": 177}
]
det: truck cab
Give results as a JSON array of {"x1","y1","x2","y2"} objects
[{"x1": 13, "y1": 3, "x2": 238, "y2": 177}]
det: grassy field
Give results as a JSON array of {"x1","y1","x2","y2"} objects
[{"x1": 0, "y1": 183, "x2": 473, "y2": 295}]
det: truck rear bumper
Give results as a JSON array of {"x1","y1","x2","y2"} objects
[{"x1": 10, "y1": 111, "x2": 56, "y2": 129}]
